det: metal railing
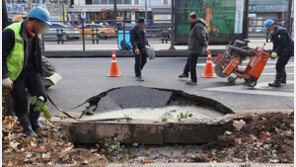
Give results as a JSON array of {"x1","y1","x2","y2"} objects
[
  {"x1": 8, "y1": 19, "x2": 172, "y2": 51},
  {"x1": 41, "y1": 19, "x2": 172, "y2": 51}
]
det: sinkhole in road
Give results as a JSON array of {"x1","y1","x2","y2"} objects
[
  {"x1": 64, "y1": 86, "x2": 235, "y2": 144},
  {"x1": 78, "y1": 86, "x2": 233, "y2": 123}
]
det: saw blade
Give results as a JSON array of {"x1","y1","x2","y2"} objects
[{"x1": 215, "y1": 62, "x2": 230, "y2": 78}]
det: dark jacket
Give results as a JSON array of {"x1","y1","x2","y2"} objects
[
  {"x1": 2, "y1": 21, "x2": 43, "y2": 79},
  {"x1": 129, "y1": 25, "x2": 148, "y2": 50},
  {"x1": 271, "y1": 26, "x2": 294, "y2": 56},
  {"x1": 188, "y1": 19, "x2": 209, "y2": 54}
]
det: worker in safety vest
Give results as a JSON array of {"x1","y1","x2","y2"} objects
[
  {"x1": 263, "y1": 20, "x2": 294, "y2": 87},
  {"x1": 2, "y1": 7, "x2": 51, "y2": 137}
]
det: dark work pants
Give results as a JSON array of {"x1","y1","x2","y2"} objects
[
  {"x1": 134, "y1": 48, "x2": 148, "y2": 77},
  {"x1": 183, "y1": 53, "x2": 199, "y2": 82},
  {"x1": 275, "y1": 53, "x2": 292, "y2": 76},
  {"x1": 11, "y1": 67, "x2": 47, "y2": 115}
]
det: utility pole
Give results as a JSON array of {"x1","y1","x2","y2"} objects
[
  {"x1": 145, "y1": 0, "x2": 147, "y2": 20},
  {"x1": 27, "y1": 0, "x2": 32, "y2": 11},
  {"x1": 2, "y1": 0, "x2": 9, "y2": 29},
  {"x1": 113, "y1": 0, "x2": 117, "y2": 26},
  {"x1": 287, "y1": 0, "x2": 292, "y2": 35},
  {"x1": 169, "y1": 0, "x2": 176, "y2": 50}
]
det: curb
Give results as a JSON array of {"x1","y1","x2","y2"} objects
[{"x1": 43, "y1": 49, "x2": 228, "y2": 58}]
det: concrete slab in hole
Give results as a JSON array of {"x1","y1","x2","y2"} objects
[
  {"x1": 92, "y1": 95, "x2": 122, "y2": 113},
  {"x1": 57, "y1": 86, "x2": 234, "y2": 145},
  {"x1": 107, "y1": 86, "x2": 172, "y2": 109}
]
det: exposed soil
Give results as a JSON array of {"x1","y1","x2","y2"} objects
[
  {"x1": 214, "y1": 111, "x2": 294, "y2": 163},
  {"x1": 2, "y1": 116, "x2": 109, "y2": 166},
  {"x1": 2, "y1": 111, "x2": 293, "y2": 166}
]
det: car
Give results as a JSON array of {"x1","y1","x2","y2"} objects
[
  {"x1": 44, "y1": 23, "x2": 80, "y2": 41},
  {"x1": 80, "y1": 24, "x2": 116, "y2": 39}
]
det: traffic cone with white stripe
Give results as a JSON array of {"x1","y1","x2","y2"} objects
[
  {"x1": 201, "y1": 51, "x2": 216, "y2": 78},
  {"x1": 107, "y1": 51, "x2": 122, "y2": 77}
]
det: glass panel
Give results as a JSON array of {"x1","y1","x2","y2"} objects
[
  {"x1": 86, "y1": 0, "x2": 93, "y2": 4},
  {"x1": 123, "y1": 0, "x2": 130, "y2": 4},
  {"x1": 93, "y1": 0, "x2": 100, "y2": 4},
  {"x1": 101, "y1": 0, "x2": 107, "y2": 4}
]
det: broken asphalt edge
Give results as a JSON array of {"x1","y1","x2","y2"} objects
[
  {"x1": 46, "y1": 86, "x2": 237, "y2": 145},
  {"x1": 46, "y1": 87, "x2": 293, "y2": 145}
]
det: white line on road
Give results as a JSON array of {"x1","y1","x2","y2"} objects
[
  {"x1": 204, "y1": 81, "x2": 294, "y2": 97},
  {"x1": 261, "y1": 73, "x2": 294, "y2": 75}
]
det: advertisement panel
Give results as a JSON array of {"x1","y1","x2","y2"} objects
[{"x1": 175, "y1": 0, "x2": 246, "y2": 44}]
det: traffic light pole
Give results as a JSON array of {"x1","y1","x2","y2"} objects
[
  {"x1": 287, "y1": 0, "x2": 293, "y2": 35},
  {"x1": 169, "y1": 0, "x2": 176, "y2": 50}
]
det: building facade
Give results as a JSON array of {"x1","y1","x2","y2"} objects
[
  {"x1": 69, "y1": 0, "x2": 172, "y2": 24},
  {"x1": 248, "y1": 0, "x2": 293, "y2": 32},
  {"x1": 6, "y1": 0, "x2": 71, "y2": 21}
]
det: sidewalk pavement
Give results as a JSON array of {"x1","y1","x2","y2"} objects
[{"x1": 44, "y1": 41, "x2": 272, "y2": 52}]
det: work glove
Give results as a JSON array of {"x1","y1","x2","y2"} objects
[
  {"x1": 204, "y1": 46, "x2": 209, "y2": 52},
  {"x1": 2, "y1": 78, "x2": 13, "y2": 90},
  {"x1": 271, "y1": 52, "x2": 277, "y2": 59}
]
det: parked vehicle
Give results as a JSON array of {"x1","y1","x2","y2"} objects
[
  {"x1": 44, "y1": 22, "x2": 80, "y2": 41},
  {"x1": 80, "y1": 24, "x2": 116, "y2": 39}
]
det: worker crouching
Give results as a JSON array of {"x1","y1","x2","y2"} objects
[{"x1": 2, "y1": 7, "x2": 51, "y2": 137}]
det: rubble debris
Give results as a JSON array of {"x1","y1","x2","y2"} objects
[{"x1": 3, "y1": 112, "x2": 293, "y2": 165}]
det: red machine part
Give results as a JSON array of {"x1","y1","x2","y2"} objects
[
  {"x1": 223, "y1": 58, "x2": 240, "y2": 75},
  {"x1": 244, "y1": 50, "x2": 270, "y2": 81},
  {"x1": 213, "y1": 54, "x2": 224, "y2": 64}
]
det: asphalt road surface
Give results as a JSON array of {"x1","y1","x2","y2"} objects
[{"x1": 45, "y1": 57, "x2": 294, "y2": 113}]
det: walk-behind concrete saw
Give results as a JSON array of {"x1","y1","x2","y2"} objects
[{"x1": 213, "y1": 40, "x2": 271, "y2": 87}]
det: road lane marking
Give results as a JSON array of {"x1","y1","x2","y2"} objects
[
  {"x1": 204, "y1": 81, "x2": 294, "y2": 97},
  {"x1": 261, "y1": 73, "x2": 294, "y2": 75}
]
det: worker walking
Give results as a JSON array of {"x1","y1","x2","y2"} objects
[
  {"x1": 264, "y1": 20, "x2": 294, "y2": 87},
  {"x1": 2, "y1": 7, "x2": 51, "y2": 137},
  {"x1": 130, "y1": 17, "x2": 150, "y2": 82},
  {"x1": 178, "y1": 12, "x2": 209, "y2": 85}
]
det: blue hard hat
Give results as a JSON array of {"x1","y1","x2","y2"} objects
[
  {"x1": 263, "y1": 20, "x2": 274, "y2": 31},
  {"x1": 28, "y1": 7, "x2": 51, "y2": 26},
  {"x1": 137, "y1": 17, "x2": 145, "y2": 24}
]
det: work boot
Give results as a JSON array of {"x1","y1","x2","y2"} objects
[
  {"x1": 15, "y1": 112, "x2": 38, "y2": 137},
  {"x1": 178, "y1": 73, "x2": 189, "y2": 78},
  {"x1": 29, "y1": 105, "x2": 45, "y2": 131},
  {"x1": 281, "y1": 71, "x2": 287, "y2": 84},
  {"x1": 186, "y1": 80, "x2": 197, "y2": 85},
  {"x1": 136, "y1": 76, "x2": 144, "y2": 82},
  {"x1": 268, "y1": 74, "x2": 282, "y2": 87}
]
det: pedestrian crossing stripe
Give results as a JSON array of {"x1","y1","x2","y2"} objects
[{"x1": 204, "y1": 81, "x2": 294, "y2": 97}]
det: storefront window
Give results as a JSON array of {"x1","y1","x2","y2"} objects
[
  {"x1": 101, "y1": 0, "x2": 107, "y2": 4},
  {"x1": 136, "y1": 11, "x2": 153, "y2": 20},
  {"x1": 88, "y1": 0, "x2": 130, "y2": 5},
  {"x1": 135, "y1": 0, "x2": 166, "y2": 5},
  {"x1": 122, "y1": 0, "x2": 131, "y2": 4},
  {"x1": 86, "y1": 11, "x2": 131, "y2": 23}
]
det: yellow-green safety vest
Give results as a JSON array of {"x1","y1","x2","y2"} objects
[{"x1": 4, "y1": 22, "x2": 25, "y2": 81}]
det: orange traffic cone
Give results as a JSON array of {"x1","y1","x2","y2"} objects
[
  {"x1": 107, "y1": 51, "x2": 122, "y2": 77},
  {"x1": 201, "y1": 51, "x2": 216, "y2": 78}
]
